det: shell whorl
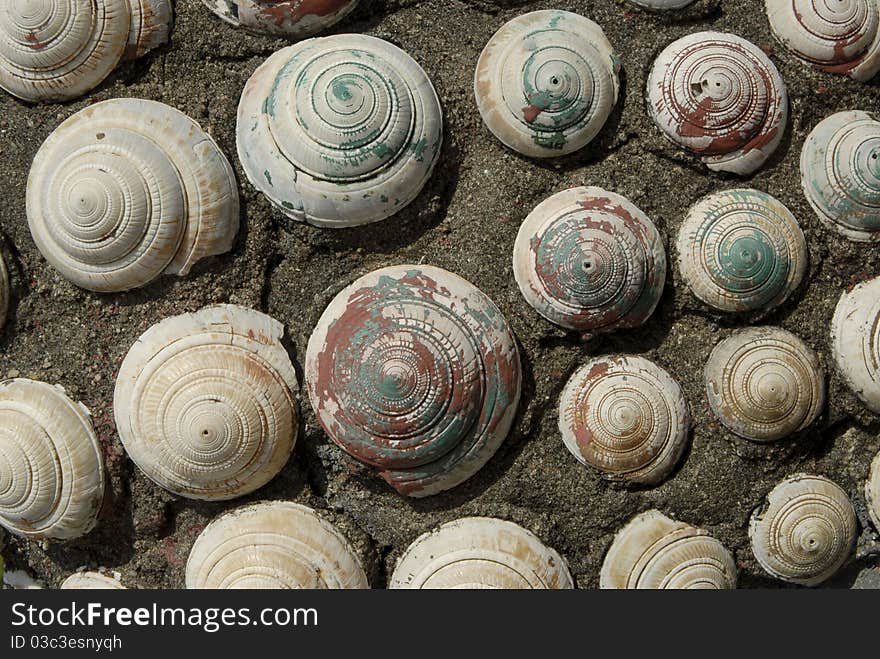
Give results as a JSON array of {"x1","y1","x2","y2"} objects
[
  {"x1": 60, "y1": 572, "x2": 125, "y2": 589},
  {"x1": 202, "y1": 1, "x2": 358, "y2": 38},
  {"x1": 0, "y1": 252, "x2": 8, "y2": 330},
  {"x1": 830, "y1": 275, "x2": 880, "y2": 412},
  {"x1": 867, "y1": 450, "x2": 880, "y2": 532}
]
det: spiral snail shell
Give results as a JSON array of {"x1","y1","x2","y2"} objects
[
  {"x1": 237, "y1": 34, "x2": 442, "y2": 227},
  {"x1": 474, "y1": 10, "x2": 620, "y2": 158},
  {"x1": 749, "y1": 474, "x2": 857, "y2": 586},
  {"x1": 390, "y1": 517, "x2": 573, "y2": 589},
  {"x1": 0, "y1": 379, "x2": 105, "y2": 540},
  {"x1": 558, "y1": 355, "x2": 690, "y2": 485},
  {"x1": 202, "y1": 1, "x2": 358, "y2": 38},
  {"x1": 830, "y1": 275, "x2": 880, "y2": 412},
  {"x1": 0, "y1": 252, "x2": 8, "y2": 330},
  {"x1": 186, "y1": 501, "x2": 369, "y2": 589},
  {"x1": 27, "y1": 98, "x2": 239, "y2": 293},
  {"x1": 513, "y1": 187, "x2": 666, "y2": 334},
  {"x1": 114, "y1": 305, "x2": 299, "y2": 500},
  {"x1": 628, "y1": 0, "x2": 696, "y2": 8},
  {"x1": 60, "y1": 571, "x2": 125, "y2": 589},
  {"x1": 305, "y1": 266, "x2": 521, "y2": 498},
  {"x1": 867, "y1": 450, "x2": 880, "y2": 531},
  {"x1": 647, "y1": 31, "x2": 788, "y2": 175},
  {"x1": 600, "y1": 510, "x2": 737, "y2": 589},
  {"x1": 677, "y1": 189, "x2": 807, "y2": 313},
  {"x1": 0, "y1": 0, "x2": 171, "y2": 102}
]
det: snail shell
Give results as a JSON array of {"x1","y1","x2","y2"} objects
[
  {"x1": 0, "y1": 252, "x2": 8, "y2": 330},
  {"x1": 186, "y1": 501, "x2": 368, "y2": 589},
  {"x1": 749, "y1": 474, "x2": 857, "y2": 586},
  {"x1": 60, "y1": 571, "x2": 125, "y2": 589},
  {"x1": 0, "y1": 379, "x2": 104, "y2": 540},
  {"x1": 801, "y1": 110, "x2": 880, "y2": 242},
  {"x1": 766, "y1": 0, "x2": 880, "y2": 81},
  {"x1": 27, "y1": 98, "x2": 239, "y2": 293},
  {"x1": 390, "y1": 517, "x2": 573, "y2": 589},
  {"x1": 513, "y1": 187, "x2": 666, "y2": 334},
  {"x1": 237, "y1": 34, "x2": 442, "y2": 227},
  {"x1": 600, "y1": 510, "x2": 737, "y2": 589},
  {"x1": 867, "y1": 450, "x2": 880, "y2": 531},
  {"x1": 830, "y1": 275, "x2": 880, "y2": 412},
  {"x1": 629, "y1": 0, "x2": 696, "y2": 8},
  {"x1": 705, "y1": 327, "x2": 825, "y2": 442},
  {"x1": 305, "y1": 265, "x2": 521, "y2": 498},
  {"x1": 474, "y1": 10, "x2": 620, "y2": 158},
  {"x1": 202, "y1": 1, "x2": 358, "y2": 38},
  {"x1": 647, "y1": 31, "x2": 788, "y2": 175},
  {"x1": 114, "y1": 305, "x2": 299, "y2": 500},
  {"x1": 677, "y1": 189, "x2": 807, "y2": 313},
  {"x1": 558, "y1": 355, "x2": 690, "y2": 485}
]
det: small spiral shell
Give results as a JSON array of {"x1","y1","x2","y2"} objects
[
  {"x1": 513, "y1": 187, "x2": 666, "y2": 334},
  {"x1": 61, "y1": 571, "x2": 125, "y2": 589},
  {"x1": 237, "y1": 34, "x2": 442, "y2": 227},
  {"x1": 629, "y1": 0, "x2": 696, "y2": 8},
  {"x1": 390, "y1": 517, "x2": 573, "y2": 589},
  {"x1": 647, "y1": 31, "x2": 788, "y2": 175},
  {"x1": 600, "y1": 510, "x2": 737, "y2": 589},
  {"x1": 559, "y1": 356, "x2": 690, "y2": 485},
  {"x1": 830, "y1": 275, "x2": 880, "y2": 412},
  {"x1": 114, "y1": 305, "x2": 299, "y2": 501},
  {"x1": 677, "y1": 189, "x2": 807, "y2": 313},
  {"x1": 749, "y1": 474, "x2": 857, "y2": 586},
  {"x1": 0, "y1": 379, "x2": 105, "y2": 540},
  {"x1": 186, "y1": 501, "x2": 369, "y2": 589},
  {"x1": 867, "y1": 450, "x2": 880, "y2": 532},
  {"x1": 305, "y1": 266, "x2": 521, "y2": 498},
  {"x1": 0, "y1": 252, "x2": 8, "y2": 330},
  {"x1": 202, "y1": 1, "x2": 358, "y2": 38},
  {"x1": 705, "y1": 327, "x2": 825, "y2": 442},
  {"x1": 27, "y1": 98, "x2": 239, "y2": 293},
  {"x1": 474, "y1": 10, "x2": 620, "y2": 158}
]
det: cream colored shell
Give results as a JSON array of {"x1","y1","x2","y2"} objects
[
  {"x1": 202, "y1": 1, "x2": 358, "y2": 38},
  {"x1": 61, "y1": 571, "x2": 125, "y2": 589},
  {"x1": 867, "y1": 450, "x2": 880, "y2": 531},
  {"x1": 0, "y1": 252, "x2": 8, "y2": 330},
  {"x1": 830, "y1": 275, "x2": 880, "y2": 412}
]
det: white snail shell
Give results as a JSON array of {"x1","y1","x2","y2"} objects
[
  {"x1": 474, "y1": 10, "x2": 620, "y2": 158},
  {"x1": 186, "y1": 501, "x2": 369, "y2": 589},
  {"x1": 0, "y1": 379, "x2": 105, "y2": 540},
  {"x1": 628, "y1": 0, "x2": 696, "y2": 8},
  {"x1": 600, "y1": 510, "x2": 737, "y2": 589},
  {"x1": 867, "y1": 450, "x2": 880, "y2": 532},
  {"x1": 0, "y1": 252, "x2": 8, "y2": 330},
  {"x1": 677, "y1": 189, "x2": 807, "y2": 313},
  {"x1": 647, "y1": 31, "x2": 788, "y2": 175},
  {"x1": 202, "y1": 1, "x2": 358, "y2": 38},
  {"x1": 114, "y1": 305, "x2": 299, "y2": 501},
  {"x1": 830, "y1": 275, "x2": 880, "y2": 412},
  {"x1": 705, "y1": 327, "x2": 825, "y2": 442},
  {"x1": 0, "y1": 0, "x2": 171, "y2": 102},
  {"x1": 27, "y1": 98, "x2": 239, "y2": 293},
  {"x1": 513, "y1": 187, "x2": 666, "y2": 334},
  {"x1": 390, "y1": 517, "x2": 573, "y2": 589},
  {"x1": 237, "y1": 34, "x2": 442, "y2": 227},
  {"x1": 558, "y1": 355, "x2": 690, "y2": 485},
  {"x1": 766, "y1": 0, "x2": 880, "y2": 81},
  {"x1": 305, "y1": 265, "x2": 521, "y2": 498},
  {"x1": 801, "y1": 110, "x2": 880, "y2": 242},
  {"x1": 60, "y1": 571, "x2": 125, "y2": 589},
  {"x1": 749, "y1": 474, "x2": 857, "y2": 586}
]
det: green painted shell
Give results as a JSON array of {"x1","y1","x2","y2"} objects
[
  {"x1": 202, "y1": 1, "x2": 358, "y2": 38},
  {"x1": 830, "y1": 274, "x2": 880, "y2": 412}
]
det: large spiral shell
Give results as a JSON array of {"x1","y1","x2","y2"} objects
[
  {"x1": 647, "y1": 31, "x2": 788, "y2": 175},
  {"x1": 830, "y1": 275, "x2": 880, "y2": 412},
  {"x1": 600, "y1": 510, "x2": 737, "y2": 589},
  {"x1": 0, "y1": 252, "x2": 8, "y2": 330},
  {"x1": 27, "y1": 98, "x2": 239, "y2": 293},
  {"x1": 186, "y1": 501, "x2": 369, "y2": 589},
  {"x1": 474, "y1": 10, "x2": 620, "y2": 158},
  {"x1": 628, "y1": 0, "x2": 696, "y2": 8},
  {"x1": 558, "y1": 356, "x2": 690, "y2": 485},
  {"x1": 677, "y1": 189, "x2": 807, "y2": 313},
  {"x1": 0, "y1": 379, "x2": 104, "y2": 540},
  {"x1": 867, "y1": 450, "x2": 880, "y2": 531},
  {"x1": 202, "y1": 1, "x2": 358, "y2": 38},
  {"x1": 705, "y1": 327, "x2": 825, "y2": 442},
  {"x1": 766, "y1": 0, "x2": 880, "y2": 81},
  {"x1": 390, "y1": 517, "x2": 573, "y2": 589},
  {"x1": 749, "y1": 474, "x2": 857, "y2": 586},
  {"x1": 114, "y1": 305, "x2": 299, "y2": 501},
  {"x1": 305, "y1": 266, "x2": 521, "y2": 498},
  {"x1": 513, "y1": 187, "x2": 666, "y2": 334},
  {"x1": 60, "y1": 571, "x2": 125, "y2": 589},
  {"x1": 237, "y1": 34, "x2": 442, "y2": 227}
]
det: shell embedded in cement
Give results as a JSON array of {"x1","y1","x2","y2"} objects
[
  {"x1": 830, "y1": 275, "x2": 880, "y2": 412},
  {"x1": 61, "y1": 571, "x2": 126, "y2": 590},
  {"x1": 202, "y1": 0, "x2": 358, "y2": 38},
  {"x1": 867, "y1": 450, "x2": 880, "y2": 531},
  {"x1": 0, "y1": 252, "x2": 8, "y2": 330}
]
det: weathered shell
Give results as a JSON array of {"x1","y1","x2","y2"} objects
[
  {"x1": 0, "y1": 0, "x2": 171, "y2": 103},
  {"x1": 801, "y1": 110, "x2": 880, "y2": 242},
  {"x1": 830, "y1": 275, "x2": 880, "y2": 412},
  {"x1": 677, "y1": 189, "x2": 807, "y2": 313},
  {"x1": 558, "y1": 355, "x2": 690, "y2": 485},
  {"x1": 0, "y1": 252, "x2": 8, "y2": 330},
  {"x1": 705, "y1": 327, "x2": 825, "y2": 442},
  {"x1": 600, "y1": 510, "x2": 737, "y2": 589},
  {"x1": 647, "y1": 31, "x2": 788, "y2": 175},
  {"x1": 237, "y1": 34, "x2": 442, "y2": 227},
  {"x1": 474, "y1": 10, "x2": 620, "y2": 158},
  {"x1": 60, "y1": 571, "x2": 125, "y2": 589},
  {"x1": 390, "y1": 517, "x2": 573, "y2": 589},
  {"x1": 202, "y1": 1, "x2": 358, "y2": 38},
  {"x1": 749, "y1": 474, "x2": 857, "y2": 586},
  {"x1": 513, "y1": 187, "x2": 666, "y2": 333},
  {"x1": 0, "y1": 379, "x2": 104, "y2": 540},
  {"x1": 305, "y1": 265, "x2": 521, "y2": 498},
  {"x1": 186, "y1": 501, "x2": 368, "y2": 589},
  {"x1": 628, "y1": 0, "x2": 696, "y2": 8},
  {"x1": 27, "y1": 98, "x2": 239, "y2": 293},
  {"x1": 766, "y1": 0, "x2": 880, "y2": 81},
  {"x1": 114, "y1": 305, "x2": 298, "y2": 500},
  {"x1": 867, "y1": 450, "x2": 880, "y2": 531}
]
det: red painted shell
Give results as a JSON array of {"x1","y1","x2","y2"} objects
[{"x1": 202, "y1": 0, "x2": 358, "y2": 38}]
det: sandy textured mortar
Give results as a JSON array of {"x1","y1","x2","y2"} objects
[{"x1": 1, "y1": 0, "x2": 880, "y2": 589}]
